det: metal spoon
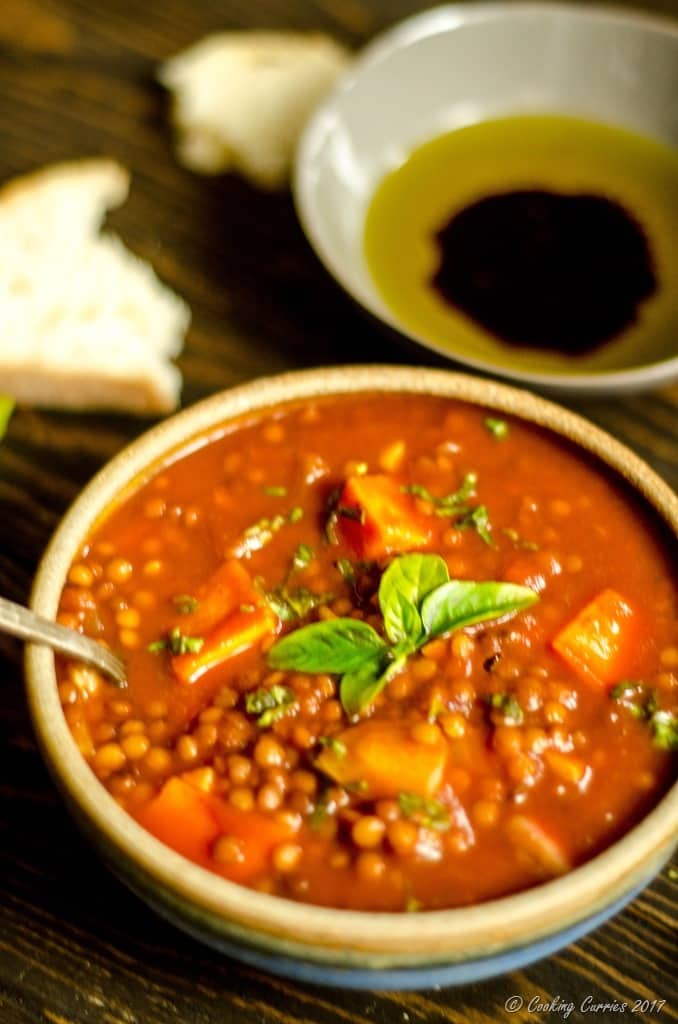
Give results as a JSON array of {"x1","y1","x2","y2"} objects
[{"x1": 0, "y1": 594, "x2": 127, "y2": 687}]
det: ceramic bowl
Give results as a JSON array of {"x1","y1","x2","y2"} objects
[
  {"x1": 294, "y1": 3, "x2": 678, "y2": 395},
  {"x1": 26, "y1": 367, "x2": 678, "y2": 990}
]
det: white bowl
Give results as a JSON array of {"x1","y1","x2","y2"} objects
[{"x1": 294, "y1": 2, "x2": 678, "y2": 394}]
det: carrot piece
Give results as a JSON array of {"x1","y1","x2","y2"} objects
[
  {"x1": 209, "y1": 800, "x2": 298, "y2": 883},
  {"x1": 173, "y1": 606, "x2": 277, "y2": 685},
  {"x1": 316, "y1": 720, "x2": 447, "y2": 799},
  {"x1": 170, "y1": 559, "x2": 278, "y2": 685},
  {"x1": 173, "y1": 558, "x2": 266, "y2": 636},
  {"x1": 552, "y1": 589, "x2": 638, "y2": 687},
  {"x1": 136, "y1": 776, "x2": 299, "y2": 882},
  {"x1": 506, "y1": 814, "x2": 571, "y2": 877},
  {"x1": 337, "y1": 475, "x2": 432, "y2": 560},
  {"x1": 135, "y1": 777, "x2": 220, "y2": 864}
]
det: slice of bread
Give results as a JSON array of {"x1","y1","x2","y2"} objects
[
  {"x1": 0, "y1": 159, "x2": 190, "y2": 414},
  {"x1": 159, "y1": 32, "x2": 350, "y2": 188}
]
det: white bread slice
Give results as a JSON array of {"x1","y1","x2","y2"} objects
[
  {"x1": 159, "y1": 32, "x2": 350, "y2": 188},
  {"x1": 0, "y1": 159, "x2": 190, "y2": 414}
]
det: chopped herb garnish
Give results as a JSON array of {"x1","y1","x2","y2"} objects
[
  {"x1": 172, "y1": 594, "x2": 198, "y2": 614},
  {"x1": 610, "y1": 683, "x2": 677, "y2": 750},
  {"x1": 318, "y1": 736, "x2": 347, "y2": 759},
  {"x1": 293, "y1": 543, "x2": 315, "y2": 569},
  {"x1": 263, "y1": 485, "x2": 287, "y2": 497},
  {"x1": 484, "y1": 417, "x2": 510, "y2": 439},
  {"x1": 456, "y1": 504, "x2": 494, "y2": 547},
  {"x1": 488, "y1": 692, "x2": 524, "y2": 725},
  {"x1": 236, "y1": 507, "x2": 305, "y2": 555},
  {"x1": 0, "y1": 396, "x2": 15, "y2": 442},
  {"x1": 502, "y1": 527, "x2": 539, "y2": 552},
  {"x1": 336, "y1": 558, "x2": 356, "y2": 586},
  {"x1": 651, "y1": 711, "x2": 678, "y2": 751},
  {"x1": 245, "y1": 684, "x2": 297, "y2": 728},
  {"x1": 403, "y1": 473, "x2": 493, "y2": 546},
  {"x1": 148, "y1": 627, "x2": 204, "y2": 656},
  {"x1": 266, "y1": 585, "x2": 333, "y2": 622},
  {"x1": 309, "y1": 795, "x2": 331, "y2": 830},
  {"x1": 269, "y1": 553, "x2": 538, "y2": 717},
  {"x1": 427, "y1": 693, "x2": 446, "y2": 723},
  {"x1": 398, "y1": 792, "x2": 450, "y2": 831}
]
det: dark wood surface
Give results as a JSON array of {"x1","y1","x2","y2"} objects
[{"x1": 0, "y1": 2, "x2": 676, "y2": 1021}]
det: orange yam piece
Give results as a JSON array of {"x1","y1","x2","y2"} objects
[
  {"x1": 316, "y1": 720, "x2": 447, "y2": 799},
  {"x1": 170, "y1": 559, "x2": 278, "y2": 685},
  {"x1": 337, "y1": 474, "x2": 432, "y2": 560},
  {"x1": 552, "y1": 589, "x2": 638, "y2": 687},
  {"x1": 135, "y1": 777, "x2": 220, "y2": 864},
  {"x1": 136, "y1": 776, "x2": 298, "y2": 883},
  {"x1": 173, "y1": 606, "x2": 276, "y2": 685}
]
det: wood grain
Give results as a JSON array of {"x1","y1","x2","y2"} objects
[{"x1": 0, "y1": 2, "x2": 676, "y2": 1022}]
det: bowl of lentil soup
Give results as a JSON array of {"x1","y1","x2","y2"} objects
[{"x1": 26, "y1": 367, "x2": 678, "y2": 989}]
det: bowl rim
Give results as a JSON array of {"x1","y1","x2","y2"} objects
[
  {"x1": 26, "y1": 365, "x2": 678, "y2": 966},
  {"x1": 293, "y1": 1, "x2": 678, "y2": 394}
]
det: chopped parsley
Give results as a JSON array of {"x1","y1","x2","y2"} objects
[
  {"x1": 488, "y1": 692, "x2": 524, "y2": 725},
  {"x1": 484, "y1": 417, "x2": 510, "y2": 439},
  {"x1": 245, "y1": 684, "x2": 297, "y2": 728},
  {"x1": 502, "y1": 527, "x2": 539, "y2": 552},
  {"x1": 398, "y1": 792, "x2": 450, "y2": 831},
  {"x1": 172, "y1": 594, "x2": 198, "y2": 614},
  {"x1": 402, "y1": 473, "x2": 494, "y2": 546},
  {"x1": 610, "y1": 683, "x2": 678, "y2": 751},
  {"x1": 148, "y1": 627, "x2": 204, "y2": 655},
  {"x1": 263, "y1": 485, "x2": 287, "y2": 497},
  {"x1": 266, "y1": 585, "x2": 333, "y2": 622},
  {"x1": 293, "y1": 543, "x2": 315, "y2": 569},
  {"x1": 318, "y1": 736, "x2": 347, "y2": 759}
]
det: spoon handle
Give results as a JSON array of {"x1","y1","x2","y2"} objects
[{"x1": 0, "y1": 595, "x2": 127, "y2": 687}]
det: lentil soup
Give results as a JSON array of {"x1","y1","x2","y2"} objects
[{"x1": 57, "y1": 394, "x2": 678, "y2": 911}]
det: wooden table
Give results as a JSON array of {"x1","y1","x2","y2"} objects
[{"x1": 0, "y1": 2, "x2": 676, "y2": 1021}]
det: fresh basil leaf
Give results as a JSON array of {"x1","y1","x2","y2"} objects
[
  {"x1": 398, "y1": 792, "x2": 450, "y2": 831},
  {"x1": 421, "y1": 580, "x2": 538, "y2": 639},
  {"x1": 0, "y1": 395, "x2": 14, "y2": 442},
  {"x1": 340, "y1": 653, "x2": 401, "y2": 717},
  {"x1": 378, "y1": 553, "x2": 449, "y2": 647},
  {"x1": 269, "y1": 618, "x2": 386, "y2": 674},
  {"x1": 266, "y1": 585, "x2": 331, "y2": 622}
]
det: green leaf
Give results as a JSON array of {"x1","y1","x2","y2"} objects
[
  {"x1": 340, "y1": 653, "x2": 403, "y2": 717},
  {"x1": 266, "y1": 585, "x2": 331, "y2": 622},
  {"x1": 263, "y1": 485, "x2": 287, "y2": 497},
  {"x1": 148, "y1": 627, "x2": 204, "y2": 655},
  {"x1": 318, "y1": 736, "x2": 347, "y2": 758},
  {"x1": 269, "y1": 618, "x2": 386, "y2": 674},
  {"x1": 245, "y1": 684, "x2": 297, "y2": 727},
  {"x1": 0, "y1": 396, "x2": 14, "y2": 442},
  {"x1": 378, "y1": 553, "x2": 449, "y2": 647},
  {"x1": 421, "y1": 580, "x2": 538, "y2": 640},
  {"x1": 173, "y1": 594, "x2": 198, "y2": 614}
]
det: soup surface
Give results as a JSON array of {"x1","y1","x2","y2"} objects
[
  {"x1": 364, "y1": 115, "x2": 678, "y2": 373},
  {"x1": 57, "y1": 394, "x2": 678, "y2": 911}
]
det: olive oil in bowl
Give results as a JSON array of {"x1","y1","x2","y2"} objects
[{"x1": 364, "y1": 116, "x2": 678, "y2": 375}]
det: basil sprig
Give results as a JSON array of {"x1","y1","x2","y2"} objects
[{"x1": 268, "y1": 553, "x2": 538, "y2": 716}]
